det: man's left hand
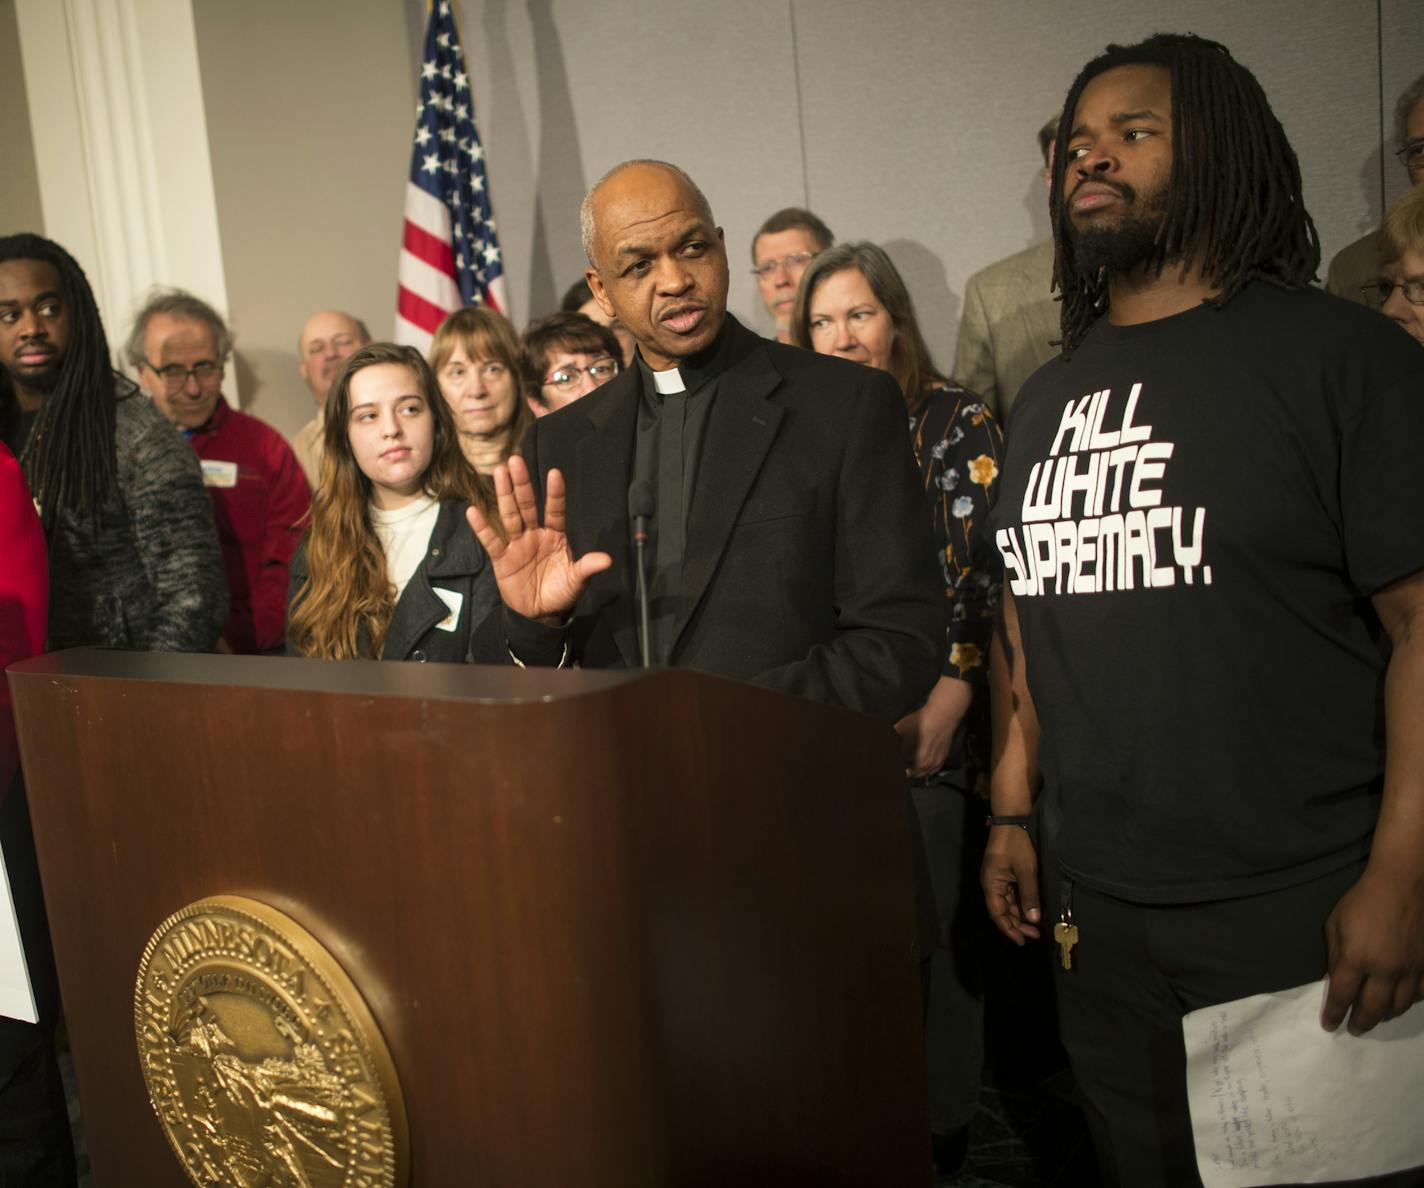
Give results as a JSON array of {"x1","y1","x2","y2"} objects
[{"x1": 1322, "y1": 863, "x2": 1424, "y2": 1034}]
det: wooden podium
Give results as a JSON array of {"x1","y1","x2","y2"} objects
[{"x1": 8, "y1": 650, "x2": 927, "y2": 1185}]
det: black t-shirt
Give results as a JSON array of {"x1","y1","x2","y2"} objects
[{"x1": 987, "y1": 283, "x2": 1424, "y2": 902}]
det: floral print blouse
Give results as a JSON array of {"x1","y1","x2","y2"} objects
[{"x1": 909, "y1": 383, "x2": 1004, "y2": 686}]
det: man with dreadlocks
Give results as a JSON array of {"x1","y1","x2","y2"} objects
[
  {"x1": 0, "y1": 233, "x2": 227, "y2": 653},
  {"x1": 980, "y1": 34, "x2": 1424, "y2": 1187}
]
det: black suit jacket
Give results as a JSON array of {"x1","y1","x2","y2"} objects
[
  {"x1": 288, "y1": 500, "x2": 498, "y2": 662},
  {"x1": 490, "y1": 316, "x2": 944, "y2": 721}
]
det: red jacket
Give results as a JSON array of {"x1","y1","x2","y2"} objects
[
  {"x1": 187, "y1": 401, "x2": 310, "y2": 654},
  {"x1": 0, "y1": 444, "x2": 47, "y2": 786}
]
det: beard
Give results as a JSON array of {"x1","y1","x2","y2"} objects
[
  {"x1": 23, "y1": 361, "x2": 63, "y2": 395},
  {"x1": 1067, "y1": 178, "x2": 1169, "y2": 278},
  {"x1": 2, "y1": 358, "x2": 62, "y2": 399}
]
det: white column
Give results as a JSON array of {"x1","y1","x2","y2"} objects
[{"x1": 14, "y1": 0, "x2": 230, "y2": 373}]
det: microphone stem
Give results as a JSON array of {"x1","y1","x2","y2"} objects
[{"x1": 635, "y1": 533, "x2": 652, "y2": 668}]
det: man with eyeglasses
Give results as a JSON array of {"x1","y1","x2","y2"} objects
[
  {"x1": 521, "y1": 311, "x2": 623, "y2": 417},
  {"x1": 129, "y1": 290, "x2": 310, "y2": 655},
  {"x1": 291, "y1": 310, "x2": 371, "y2": 487},
  {"x1": 749, "y1": 207, "x2": 833, "y2": 343},
  {"x1": 1327, "y1": 72, "x2": 1424, "y2": 306}
]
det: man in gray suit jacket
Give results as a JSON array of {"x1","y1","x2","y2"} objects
[
  {"x1": 468, "y1": 160, "x2": 943, "y2": 721},
  {"x1": 953, "y1": 117, "x2": 1061, "y2": 424}
]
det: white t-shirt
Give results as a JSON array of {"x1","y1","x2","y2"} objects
[{"x1": 369, "y1": 494, "x2": 440, "y2": 597}]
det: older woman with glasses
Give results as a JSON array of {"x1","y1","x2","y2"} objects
[
  {"x1": 1366, "y1": 186, "x2": 1424, "y2": 345},
  {"x1": 520, "y1": 312, "x2": 623, "y2": 417}
]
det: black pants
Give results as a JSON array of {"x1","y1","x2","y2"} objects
[
  {"x1": 0, "y1": 1017, "x2": 74, "y2": 1187},
  {"x1": 0, "y1": 775, "x2": 75, "y2": 1186},
  {"x1": 909, "y1": 781, "x2": 986, "y2": 1136},
  {"x1": 1043, "y1": 853, "x2": 1422, "y2": 1188}
]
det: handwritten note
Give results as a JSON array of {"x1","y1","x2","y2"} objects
[{"x1": 1184, "y1": 981, "x2": 1424, "y2": 1186}]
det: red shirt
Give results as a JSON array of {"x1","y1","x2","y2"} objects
[
  {"x1": 186, "y1": 401, "x2": 310, "y2": 654},
  {"x1": 0, "y1": 444, "x2": 46, "y2": 785}
]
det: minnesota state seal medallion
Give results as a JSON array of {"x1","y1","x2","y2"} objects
[{"x1": 135, "y1": 895, "x2": 407, "y2": 1187}]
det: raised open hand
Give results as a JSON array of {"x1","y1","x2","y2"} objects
[{"x1": 466, "y1": 454, "x2": 612, "y2": 623}]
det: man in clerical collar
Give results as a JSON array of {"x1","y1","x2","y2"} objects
[
  {"x1": 467, "y1": 158, "x2": 943, "y2": 721},
  {"x1": 130, "y1": 290, "x2": 310, "y2": 654}
]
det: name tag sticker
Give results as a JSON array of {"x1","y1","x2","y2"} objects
[
  {"x1": 433, "y1": 588, "x2": 463, "y2": 632},
  {"x1": 201, "y1": 459, "x2": 239, "y2": 488}
]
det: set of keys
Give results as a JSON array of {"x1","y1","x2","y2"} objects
[{"x1": 1054, "y1": 908, "x2": 1079, "y2": 970}]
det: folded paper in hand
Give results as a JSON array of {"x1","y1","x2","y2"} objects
[{"x1": 1184, "y1": 980, "x2": 1424, "y2": 1187}]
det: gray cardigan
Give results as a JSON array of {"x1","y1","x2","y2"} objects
[{"x1": 44, "y1": 379, "x2": 227, "y2": 652}]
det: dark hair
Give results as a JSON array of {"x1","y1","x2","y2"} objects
[
  {"x1": 560, "y1": 279, "x2": 594, "y2": 313},
  {"x1": 1050, "y1": 33, "x2": 1320, "y2": 354},
  {"x1": 0, "y1": 233, "x2": 117, "y2": 533},
  {"x1": 521, "y1": 312, "x2": 622, "y2": 405},
  {"x1": 751, "y1": 208, "x2": 835, "y2": 261},
  {"x1": 790, "y1": 241, "x2": 947, "y2": 415}
]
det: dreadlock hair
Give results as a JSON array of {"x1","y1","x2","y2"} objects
[
  {"x1": 1051, "y1": 33, "x2": 1321, "y2": 355},
  {"x1": 0, "y1": 233, "x2": 117, "y2": 533},
  {"x1": 286, "y1": 342, "x2": 500, "y2": 660}
]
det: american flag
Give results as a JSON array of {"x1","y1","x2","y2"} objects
[{"x1": 395, "y1": 0, "x2": 509, "y2": 350}]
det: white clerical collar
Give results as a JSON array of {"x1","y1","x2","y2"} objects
[{"x1": 651, "y1": 367, "x2": 686, "y2": 395}]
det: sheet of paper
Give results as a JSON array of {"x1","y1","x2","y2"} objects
[
  {"x1": 1184, "y1": 980, "x2": 1424, "y2": 1187},
  {"x1": 0, "y1": 844, "x2": 37, "y2": 1024}
]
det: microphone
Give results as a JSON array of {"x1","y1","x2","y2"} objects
[{"x1": 628, "y1": 481, "x2": 655, "y2": 669}]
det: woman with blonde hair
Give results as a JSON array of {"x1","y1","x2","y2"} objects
[
  {"x1": 1367, "y1": 185, "x2": 1424, "y2": 345},
  {"x1": 430, "y1": 306, "x2": 534, "y2": 473},
  {"x1": 287, "y1": 342, "x2": 500, "y2": 661}
]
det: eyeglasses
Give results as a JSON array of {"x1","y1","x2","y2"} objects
[
  {"x1": 144, "y1": 359, "x2": 223, "y2": 390},
  {"x1": 1393, "y1": 141, "x2": 1424, "y2": 170},
  {"x1": 1360, "y1": 279, "x2": 1424, "y2": 307},
  {"x1": 751, "y1": 251, "x2": 816, "y2": 279},
  {"x1": 543, "y1": 359, "x2": 619, "y2": 392}
]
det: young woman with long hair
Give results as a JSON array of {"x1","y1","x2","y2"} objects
[{"x1": 287, "y1": 342, "x2": 501, "y2": 661}]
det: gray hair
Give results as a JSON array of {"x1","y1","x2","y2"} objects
[
  {"x1": 1396, "y1": 71, "x2": 1424, "y2": 149},
  {"x1": 578, "y1": 159, "x2": 713, "y2": 266},
  {"x1": 125, "y1": 287, "x2": 233, "y2": 369}
]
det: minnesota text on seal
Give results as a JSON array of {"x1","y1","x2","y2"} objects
[{"x1": 135, "y1": 895, "x2": 408, "y2": 1187}]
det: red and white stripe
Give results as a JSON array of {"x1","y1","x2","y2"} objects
[{"x1": 394, "y1": 183, "x2": 509, "y2": 352}]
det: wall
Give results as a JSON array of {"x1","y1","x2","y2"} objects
[
  {"x1": 0, "y1": 0, "x2": 43, "y2": 236},
  {"x1": 14, "y1": 0, "x2": 231, "y2": 376},
  {"x1": 192, "y1": 0, "x2": 417, "y2": 437},
  {"x1": 15, "y1": 2, "x2": 1414, "y2": 437},
  {"x1": 455, "y1": 0, "x2": 1423, "y2": 369}
]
